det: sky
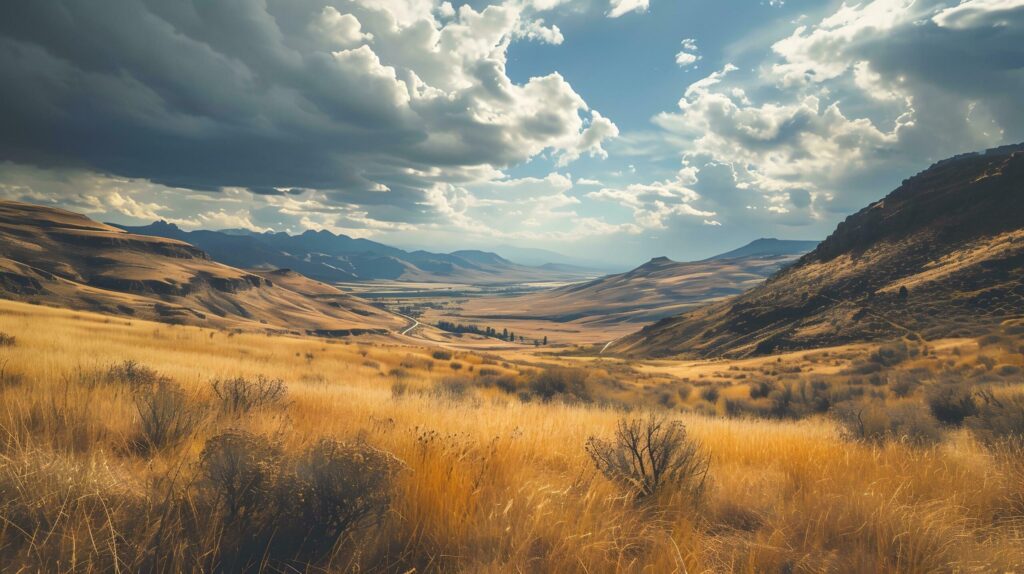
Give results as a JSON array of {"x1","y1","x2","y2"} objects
[{"x1": 0, "y1": 0, "x2": 1022, "y2": 265}]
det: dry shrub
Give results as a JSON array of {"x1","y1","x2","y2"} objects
[
  {"x1": 481, "y1": 374, "x2": 519, "y2": 394},
  {"x1": 748, "y1": 380, "x2": 774, "y2": 399},
  {"x1": 106, "y1": 360, "x2": 162, "y2": 388},
  {"x1": 870, "y1": 341, "x2": 914, "y2": 366},
  {"x1": 926, "y1": 383, "x2": 977, "y2": 425},
  {"x1": 833, "y1": 401, "x2": 943, "y2": 446},
  {"x1": 432, "y1": 377, "x2": 471, "y2": 401},
  {"x1": 196, "y1": 432, "x2": 403, "y2": 569},
  {"x1": 198, "y1": 430, "x2": 282, "y2": 521},
  {"x1": 967, "y1": 390, "x2": 1024, "y2": 445},
  {"x1": 400, "y1": 355, "x2": 433, "y2": 370},
  {"x1": 211, "y1": 375, "x2": 287, "y2": 415},
  {"x1": 700, "y1": 385, "x2": 720, "y2": 403},
  {"x1": 586, "y1": 414, "x2": 709, "y2": 501},
  {"x1": 132, "y1": 379, "x2": 203, "y2": 451},
  {"x1": 529, "y1": 367, "x2": 591, "y2": 403},
  {"x1": 390, "y1": 380, "x2": 409, "y2": 399},
  {"x1": 288, "y1": 438, "x2": 405, "y2": 550}
]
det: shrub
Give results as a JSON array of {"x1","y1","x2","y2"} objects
[
  {"x1": 198, "y1": 430, "x2": 281, "y2": 521},
  {"x1": 289, "y1": 438, "x2": 404, "y2": 547},
  {"x1": 889, "y1": 375, "x2": 918, "y2": 398},
  {"x1": 400, "y1": 355, "x2": 433, "y2": 370},
  {"x1": 699, "y1": 385, "x2": 720, "y2": 403},
  {"x1": 132, "y1": 379, "x2": 203, "y2": 450},
  {"x1": 996, "y1": 364, "x2": 1021, "y2": 377},
  {"x1": 748, "y1": 380, "x2": 774, "y2": 399},
  {"x1": 106, "y1": 360, "x2": 161, "y2": 388},
  {"x1": 833, "y1": 402, "x2": 943, "y2": 446},
  {"x1": 431, "y1": 350, "x2": 452, "y2": 361},
  {"x1": 529, "y1": 367, "x2": 591, "y2": 402},
  {"x1": 433, "y1": 377, "x2": 471, "y2": 401},
  {"x1": 490, "y1": 375, "x2": 519, "y2": 394},
  {"x1": 586, "y1": 414, "x2": 709, "y2": 501},
  {"x1": 926, "y1": 383, "x2": 977, "y2": 426},
  {"x1": 211, "y1": 375, "x2": 287, "y2": 415},
  {"x1": 966, "y1": 391, "x2": 1024, "y2": 444},
  {"x1": 390, "y1": 381, "x2": 409, "y2": 398},
  {"x1": 676, "y1": 383, "x2": 693, "y2": 401},
  {"x1": 869, "y1": 341, "x2": 912, "y2": 367},
  {"x1": 0, "y1": 332, "x2": 15, "y2": 346},
  {"x1": 977, "y1": 355, "x2": 997, "y2": 370},
  {"x1": 449, "y1": 361, "x2": 463, "y2": 371}
]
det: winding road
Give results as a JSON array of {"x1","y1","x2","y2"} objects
[
  {"x1": 395, "y1": 312, "x2": 421, "y2": 336},
  {"x1": 600, "y1": 337, "x2": 621, "y2": 354}
]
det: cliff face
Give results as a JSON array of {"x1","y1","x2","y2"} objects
[
  {"x1": 615, "y1": 144, "x2": 1024, "y2": 358},
  {"x1": 0, "y1": 200, "x2": 406, "y2": 334}
]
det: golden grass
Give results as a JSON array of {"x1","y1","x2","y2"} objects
[{"x1": 0, "y1": 299, "x2": 1022, "y2": 572}]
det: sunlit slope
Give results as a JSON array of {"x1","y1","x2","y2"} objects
[
  {"x1": 0, "y1": 201, "x2": 405, "y2": 334},
  {"x1": 617, "y1": 144, "x2": 1024, "y2": 358}
]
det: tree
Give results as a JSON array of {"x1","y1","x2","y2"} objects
[{"x1": 543, "y1": 335, "x2": 548, "y2": 345}]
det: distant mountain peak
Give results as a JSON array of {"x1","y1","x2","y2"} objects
[
  {"x1": 707, "y1": 238, "x2": 819, "y2": 261},
  {"x1": 149, "y1": 220, "x2": 181, "y2": 231}
]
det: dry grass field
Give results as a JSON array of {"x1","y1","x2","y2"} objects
[{"x1": 0, "y1": 299, "x2": 1023, "y2": 572}]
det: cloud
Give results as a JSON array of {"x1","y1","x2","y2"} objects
[
  {"x1": 586, "y1": 169, "x2": 717, "y2": 230},
  {"x1": 0, "y1": 0, "x2": 617, "y2": 232},
  {"x1": 933, "y1": 0, "x2": 1024, "y2": 28},
  {"x1": 649, "y1": 0, "x2": 1024, "y2": 228},
  {"x1": 313, "y1": 7, "x2": 372, "y2": 47},
  {"x1": 675, "y1": 38, "x2": 701, "y2": 67},
  {"x1": 608, "y1": 0, "x2": 649, "y2": 18}
]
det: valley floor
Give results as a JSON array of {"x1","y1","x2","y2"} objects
[{"x1": 0, "y1": 299, "x2": 1022, "y2": 572}]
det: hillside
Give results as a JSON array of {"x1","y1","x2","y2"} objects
[
  {"x1": 418, "y1": 240, "x2": 814, "y2": 343},
  {"x1": 116, "y1": 223, "x2": 601, "y2": 284},
  {"x1": 0, "y1": 201, "x2": 406, "y2": 334},
  {"x1": 616, "y1": 144, "x2": 1024, "y2": 358}
]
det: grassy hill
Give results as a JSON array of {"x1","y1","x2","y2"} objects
[
  {"x1": 616, "y1": 144, "x2": 1024, "y2": 358},
  {"x1": 0, "y1": 201, "x2": 406, "y2": 334}
]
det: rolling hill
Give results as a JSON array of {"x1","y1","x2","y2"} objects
[
  {"x1": 0, "y1": 201, "x2": 406, "y2": 334},
  {"x1": 615, "y1": 144, "x2": 1024, "y2": 358},
  {"x1": 419, "y1": 239, "x2": 816, "y2": 339},
  {"x1": 116, "y1": 223, "x2": 601, "y2": 285}
]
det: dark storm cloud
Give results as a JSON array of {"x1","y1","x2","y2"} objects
[{"x1": 0, "y1": 0, "x2": 608, "y2": 222}]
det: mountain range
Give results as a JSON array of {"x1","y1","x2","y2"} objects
[
  {"x1": 419, "y1": 239, "x2": 817, "y2": 335},
  {"x1": 114, "y1": 222, "x2": 602, "y2": 284},
  {"x1": 616, "y1": 144, "x2": 1024, "y2": 358}
]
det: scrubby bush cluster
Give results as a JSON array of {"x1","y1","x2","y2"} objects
[
  {"x1": 197, "y1": 431, "x2": 404, "y2": 569},
  {"x1": 832, "y1": 401, "x2": 943, "y2": 446},
  {"x1": 211, "y1": 374, "x2": 287, "y2": 414},
  {"x1": 132, "y1": 377, "x2": 204, "y2": 450}
]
